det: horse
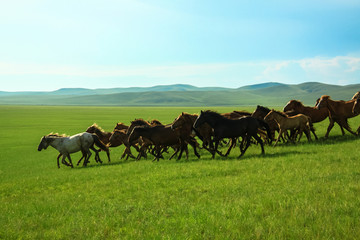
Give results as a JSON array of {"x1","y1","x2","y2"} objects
[
  {"x1": 315, "y1": 95, "x2": 358, "y2": 138},
  {"x1": 193, "y1": 110, "x2": 271, "y2": 158},
  {"x1": 113, "y1": 122, "x2": 129, "y2": 131},
  {"x1": 264, "y1": 110, "x2": 312, "y2": 146},
  {"x1": 86, "y1": 124, "x2": 111, "y2": 162},
  {"x1": 171, "y1": 112, "x2": 213, "y2": 155},
  {"x1": 108, "y1": 130, "x2": 138, "y2": 160},
  {"x1": 283, "y1": 99, "x2": 347, "y2": 140},
  {"x1": 126, "y1": 119, "x2": 154, "y2": 160},
  {"x1": 128, "y1": 125, "x2": 185, "y2": 161},
  {"x1": 252, "y1": 105, "x2": 284, "y2": 142},
  {"x1": 37, "y1": 132, "x2": 108, "y2": 168}
]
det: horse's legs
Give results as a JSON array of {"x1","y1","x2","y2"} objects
[
  {"x1": 274, "y1": 129, "x2": 283, "y2": 147},
  {"x1": 325, "y1": 118, "x2": 335, "y2": 138},
  {"x1": 187, "y1": 137, "x2": 201, "y2": 159},
  {"x1": 224, "y1": 138, "x2": 236, "y2": 156},
  {"x1": 340, "y1": 119, "x2": 357, "y2": 136},
  {"x1": 57, "y1": 154, "x2": 62, "y2": 168},
  {"x1": 239, "y1": 135, "x2": 252, "y2": 158},
  {"x1": 252, "y1": 134, "x2": 265, "y2": 155}
]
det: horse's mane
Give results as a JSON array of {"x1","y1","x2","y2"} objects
[
  {"x1": 131, "y1": 118, "x2": 151, "y2": 126},
  {"x1": 256, "y1": 105, "x2": 271, "y2": 113},
  {"x1": 321, "y1": 95, "x2": 331, "y2": 100},
  {"x1": 233, "y1": 110, "x2": 251, "y2": 116},
  {"x1": 271, "y1": 110, "x2": 288, "y2": 118},
  {"x1": 203, "y1": 110, "x2": 228, "y2": 120},
  {"x1": 290, "y1": 100, "x2": 304, "y2": 106},
  {"x1": 151, "y1": 119, "x2": 163, "y2": 125},
  {"x1": 89, "y1": 123, "x2": 105, "y2": 132},
  {"x1": 46, "y1": 132, "x2": 68, "y2": 138}
]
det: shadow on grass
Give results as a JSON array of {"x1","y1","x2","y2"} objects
[{"x1": 71, "y1": 134, "x2": 360, "y2": 169}]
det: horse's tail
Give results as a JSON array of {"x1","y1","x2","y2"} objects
[
  {"x1": 92, "y1": 134, "x2": 111, "y2": 162},
  {"x1": 256, "y1": 118, "x2": 272, "y2": 143}
]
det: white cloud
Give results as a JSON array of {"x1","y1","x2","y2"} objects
[{"x1": 0, "y1": 55, "x2": 359, "y2": 91}]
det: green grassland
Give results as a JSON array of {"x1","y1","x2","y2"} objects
[{"x1": 1, "y1": 105, "x2": 360, "y2": 239}]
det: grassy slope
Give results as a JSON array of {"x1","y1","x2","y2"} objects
[{"x1": 1, "y1": 106, "x2": 360, "y2": 239}]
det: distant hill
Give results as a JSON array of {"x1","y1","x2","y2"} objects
[{"x1": 1, "y1": 82, "x2": 359, "y2": 106}]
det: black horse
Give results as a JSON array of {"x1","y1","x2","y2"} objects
[{"x1": 194, "y1": 110, "x2": 271, "y2": 158}]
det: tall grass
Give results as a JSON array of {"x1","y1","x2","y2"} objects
[{"x1": 1, "y1": 105, "x2": 360, "y2": 239}]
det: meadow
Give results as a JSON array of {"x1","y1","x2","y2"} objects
[{"x1": 1, "y1": 105, "x2": 360, "y2": 239}]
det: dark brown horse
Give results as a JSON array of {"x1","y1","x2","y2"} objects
[
  {"x1": 171, "y1": 112, "x2": 213, "y2": 154},
  {"x1": 126, "y1": 119, "x2": 162, "y2": 160},
  {"x1": 194, "y1": 110, "x2": 271, "y2": 158},
  {"x1": 315, "y1": 95, "x2": 358, "y2": 137},
  {"x1": 128, "y1": 125, "x2": 185, "y2": 161}
]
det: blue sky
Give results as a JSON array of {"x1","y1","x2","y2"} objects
[{"x1": 0, "y1": 0, "x2": 359, "y2": 91}]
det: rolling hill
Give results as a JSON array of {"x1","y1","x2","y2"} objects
[{"x1": 0, "y1": 82, "x2": 359, "y2": 106}]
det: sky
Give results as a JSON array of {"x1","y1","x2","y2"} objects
[{"x1": 0, "y1": 0, "x2": 359, "y2": 91}]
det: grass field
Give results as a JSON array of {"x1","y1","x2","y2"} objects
[{"x1": 1, "y1": 105, "x2": 360, "y2": 239}]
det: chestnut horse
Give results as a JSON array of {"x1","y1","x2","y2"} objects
[
  {"x1": 315, "y1": 95, "x2": 358, "y2": 138},
  {"x1": 283, "y1": 100, "x2": 348, "y2": 140},
  {"x1": 264, "y1": 110, "x2": 311, "y2": 146}
]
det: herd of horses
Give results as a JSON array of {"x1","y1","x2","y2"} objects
[{"x1": 38, "y1": 92, "x2": 360, "y2": 168}]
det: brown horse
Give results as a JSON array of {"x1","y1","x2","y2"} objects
[
  {"x1": 126, "y1": 119, "x2": 159, "y2": 160},
  {"x1": 108, "y1": 130, "x2": 137, "y2": 160},
  {"x1": 283, "y1": 100, "x2": 347, "y2": 140},
  {"x1": 252, "y1": 105, "x2": 284, "y2": 142},
  {"x1": 113, "y1": 122, "x2": 129, "y2": 131},
  {"x1": 315, "y1": 95, "x2": 358, "y2": 138},
  {"x1": 128, "y1": 125, "x2": 185, "y2": 161},
  {"x1": 85, "y1": 124, "x2": 111, "y2": 162},
  {"x1": 171, "y1": 112, "x2": 214, "y2": 154},
  {"x1": 264, "y1": 110, "x2": 311, "y2": 146}
]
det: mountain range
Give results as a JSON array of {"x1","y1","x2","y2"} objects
[{"x1": 0, "y1": 82, "x2": 359, "y2": 106}]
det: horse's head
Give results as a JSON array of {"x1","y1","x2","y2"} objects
[
  {"x1": 252, "y1": 105, "x2": 270, "y2": 119},
  {"x1": 315, "y1": 96, "x2": 329, "y2": 110},
  {"x1": 86, "y1": 125, "x2": 96, "y2": 133},
  {"x1": 171, "y1": 112, "x2": 186, "y2": 130},
  {"x1": 283, "y1": 100, "x2": 302, "y2": 112},
  {"x1": 352, "y1": 98, "x2": 360, "y2": 115},
  {"x1": 37, "y1": 136, "x2": 49, "y2": 151}
]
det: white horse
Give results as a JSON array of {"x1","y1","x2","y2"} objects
[{"x1": 38, "y1": 132, "x2": 109, "y2": 168}]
